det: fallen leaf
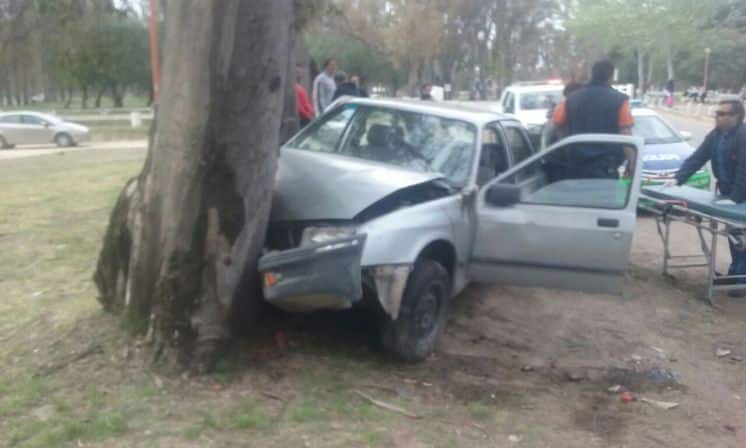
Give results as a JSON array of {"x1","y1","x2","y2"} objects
[
  {"x1": 508, "y1": 434, "x2": 522, "y2": 443},
  {"x1": 716, "y1": 348, "x2": 732, "y2": 358},
  {"x1": 607, "y1": 385, "x2": 622, "y2": 393}
]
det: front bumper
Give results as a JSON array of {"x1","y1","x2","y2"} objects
[
  {"x1": 641, "y1": 170, "x2": 711, "y2": 190},
  {"x1": 258, "y1": 234, "x2": 366, "y2": 312}
]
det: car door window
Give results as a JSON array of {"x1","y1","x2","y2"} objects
[
  {"x1": 0, "y1": 115, "x2": 21, "y2": 124},
  {"x1": 496, "y1": 140, "x2": 636, "y2": 209},
  {"x1": 21, "y1": 115, "x2": 47, "y2": 126},
  {"x1": 502, "y1": 125, "x2": 536, "y2": 181},
  {"x1": 504, "y1": 93, "x2": 515, "y2": 114},
  {"x1": 289, "y1": 105, "x2": 356, "y2": 153},
  {"x1": 477, "y1": 126, "x2": 509, "y2": 187}
]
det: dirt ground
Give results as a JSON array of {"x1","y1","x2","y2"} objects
[{"x1": 1, "y1": 149, "x2": 745, "y2": 447}]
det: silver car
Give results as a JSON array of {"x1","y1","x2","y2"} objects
[
  {"x1": 259, "y1": 98, "x2": 644, "y2": 361},
  {"x1": 0, "y1": 111, "x2": 90, "y2": 149}
]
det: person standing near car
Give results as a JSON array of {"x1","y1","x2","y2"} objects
[
  {"x1": 551, "y1": 59, "x2": 635, "y2": 179},
  {"x1": 671, "y1": 97, "x2": 746, "y2": 296},
  {"x1": 332, "y1": 71, "x2": 363, "y2": 101},
  {"x1": 312, "y1": 58, "x2": 337, "y2": 116},
  {"x1": 295, "y1": 65, "x2": 314, "y2": 128}
]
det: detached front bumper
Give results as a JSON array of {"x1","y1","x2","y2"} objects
[{"x1": 258, "y1": 234, "x2": 366, "y2": 312}]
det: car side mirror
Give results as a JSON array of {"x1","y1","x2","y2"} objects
[
  {"x1": 485, "y1": 183, "x2": 522, "y2": 207},
  {"x1": 680, "y1": 130, "x2": 692, "y2": 141}
]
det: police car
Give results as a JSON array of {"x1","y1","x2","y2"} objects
[
  {"x1": 631, "y1": 108, "x2": 710, "y2": 189},
  {"x1": 497, "y1": 80, "x2": 564, "y2": 130}
]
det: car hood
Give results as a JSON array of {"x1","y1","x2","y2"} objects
[
  {"x1": 642, "y1": 141, "x2": 693, "y2": 171},
  {"x1": 270, "y1": 148, "x2": 445, "y2": 221},
  {"x1": 517, "y1": 109, "x2": 550, "y2": 127}
]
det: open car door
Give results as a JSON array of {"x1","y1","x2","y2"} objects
[{"x1": 470, "y1": 134, "x2": 643, "y2": 294}]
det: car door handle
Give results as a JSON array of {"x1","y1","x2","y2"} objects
[{"x1": 597, "y1": 218, "x2": 619, "y2": 228}]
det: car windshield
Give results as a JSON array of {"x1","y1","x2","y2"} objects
[
  {"x1": 632, "y1": 115, "x2": 681, "y2": 144},
  {"x1": 289, "y1": 105, "x2": 478, "y2": 187},
  {"x1": 519, "y1": 90, "x2": 563, "y2": 110}
]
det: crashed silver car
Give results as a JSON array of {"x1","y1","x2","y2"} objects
[{"x1": 259, "y1": 98, "x2": 644, "y2": 361}]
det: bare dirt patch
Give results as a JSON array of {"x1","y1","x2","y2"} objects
[{"x1": 1, "y1": 150, "x2": 744, "y2": 447}]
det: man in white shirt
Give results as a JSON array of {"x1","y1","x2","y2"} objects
[{"x1": 312, "y1": 59, "x2": 337, "y2": 116}]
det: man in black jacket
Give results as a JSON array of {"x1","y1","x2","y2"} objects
[{"x1": 674, "y1": 97, "x2": 746, "y2": 295}]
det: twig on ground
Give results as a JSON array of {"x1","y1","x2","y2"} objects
[{"x1": 353, "y1": 389, "x2": 421, "y2": 419}]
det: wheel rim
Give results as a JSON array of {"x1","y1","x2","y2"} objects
[
  {"x1": 412, "y1": 284, "x2": 443, "y2": 337},
  {"x1": 58, "y1": 135, "x2": 70, "y2": 146}
]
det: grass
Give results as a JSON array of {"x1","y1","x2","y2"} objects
[{"x1": 0, "y1": 147, "x2": 516, "y2": 447}]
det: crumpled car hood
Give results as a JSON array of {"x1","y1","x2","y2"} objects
[{"x1": 270, "y1": 148, "x2": 445, "y2": 221}]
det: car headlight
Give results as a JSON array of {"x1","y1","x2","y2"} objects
[{"x1": 301, "y1": 225, "x2": 357, "y2": 246}]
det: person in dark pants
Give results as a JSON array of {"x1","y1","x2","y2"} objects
[
  {"x1": 672, "y1": 97, "x2": 746, "y2": 296},
  {"x1": 552, "y1": 59, "x2": 635, "y2": 179},
  {"x1": 332, "y1": 71, "x2": 363, "y2": 101}
]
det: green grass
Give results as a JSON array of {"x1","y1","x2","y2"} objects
[{"x1": 0, "y1": 147, "x2": 507, "y2": 447}]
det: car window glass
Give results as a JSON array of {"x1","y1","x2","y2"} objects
[
  {"x1": 504, "y1": 126, "x2": 533, "y2": 164},
  {"x1": 497, "y1": 141, "x2": 636, "y2": 209},
  {"x1": 477, "y1": 126, "x2": 509, "y2": 187},
  {"x1": 337, "y1": 106, "x2": 477, "y2": 187},
  {"x1": 632, "y1": 115, "x2": 679, "y2": 144},
  {"x1": 289, "y1": 105, "x2": 356, "y2": 152},
  {"x1": 21, "y1": 115, "x2": 47, "y2": 126},
  {"x1": 504, "y1": 93, "x2": 515, "y2": 113},
  {"x1": 0, "y1": 115, "x2": 21, "y2": 124},
  {"x1": 519, "y1": 91, "x2": 563, "y2": 110}
]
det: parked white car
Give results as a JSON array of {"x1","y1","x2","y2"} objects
[
  {"x1": 0, "y1": 111, "x2": 90, "y2": 149},
  {"x1": 259, "y1": 98, "x2": 644, "y2": 361}
]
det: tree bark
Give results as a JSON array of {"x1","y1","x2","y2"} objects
[
  {"x1": 81, "y1": 86, "x2": 89, "y2": 109},
  {"x1": 94, "y1": 0, "x2": 295, "y2": 373}
]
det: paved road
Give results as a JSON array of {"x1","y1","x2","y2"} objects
[
  {"x1": 0, "y1": 140, "x2": 147, "y2": 161},
  {"x1": 656, "y1": 109, "x2": 712, "y2": 148}
]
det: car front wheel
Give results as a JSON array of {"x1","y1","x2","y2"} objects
[
  {"x1": 379, "y1": 259, "x2": 450, "y2": 362},
  {"x1": 55, "y1": 133, "x2": 74, "y2": 148}
]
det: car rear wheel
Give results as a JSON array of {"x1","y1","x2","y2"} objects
[
  {"x1": 379, "y1": 259, "x2": 450, "y2": 362},
  {"x1": 0, "y1": 135, "x2": 12, "y2": 149},
  {"x1": 55, "y1": 133, "x2": 74, "y2": 148}
]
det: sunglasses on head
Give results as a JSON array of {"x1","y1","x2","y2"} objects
[{"x1": 716, "y1": 111, "x2": 737, "y2": 117}]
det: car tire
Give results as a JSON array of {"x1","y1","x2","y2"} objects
[
  {"x1": 55, "y1": 133, "x2": 74, "y2": 148},
  {"x1": 379, "y1": 259, "x2": 450, "y2": 362},
  {"x1": 0, "y1": 135, "x2": 11, "y2": 149}
]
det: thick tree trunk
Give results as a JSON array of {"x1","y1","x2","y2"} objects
[{"x1": 94, "y1": 0, "x2": 295, "y2": 373}]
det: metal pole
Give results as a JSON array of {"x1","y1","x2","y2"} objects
[
  {"x1": 703, "y1": 48, "x2": 711, "y2": 93},
  {"x1": 148, "y1": 0, "x2": 161, "y2": 102}
]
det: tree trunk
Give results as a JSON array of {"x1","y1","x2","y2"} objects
[
  {"x1": 94, "y1": 0, "x2": 295, "y2": 373},
  {"x1": 111, "y1": 84, "x2": 125, "y2": 108},
  {"x1": 64, "y1": 87, "x2": 73, "y2": 109},
  {"x1": 636, "y1": 50, "x2": 645, "y2": 95},
  {"x1": 81, "y1": 86, "x2": 89, "y2": 109},
  {"x1": 95, "y1": 87, "x2": 106, "y2": 108}
]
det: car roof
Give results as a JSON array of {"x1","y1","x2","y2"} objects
[
  {"x1": 339, "y1": 97, "x2": 516, "y2": 127},
  {"x1": 0, "y1": 111, "x2": 55, "y2": 118},
  {"x1": 505, "y1": 84, "x2": 565, "y2": 93}
]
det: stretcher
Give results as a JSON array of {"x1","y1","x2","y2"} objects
[{"x1": 640, "y1": 185, "x2": 746, "y2": 305}]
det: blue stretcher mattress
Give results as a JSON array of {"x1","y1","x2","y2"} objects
[{"x1": 642, "y1": 185, "x2": 746, "y2": 222}]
